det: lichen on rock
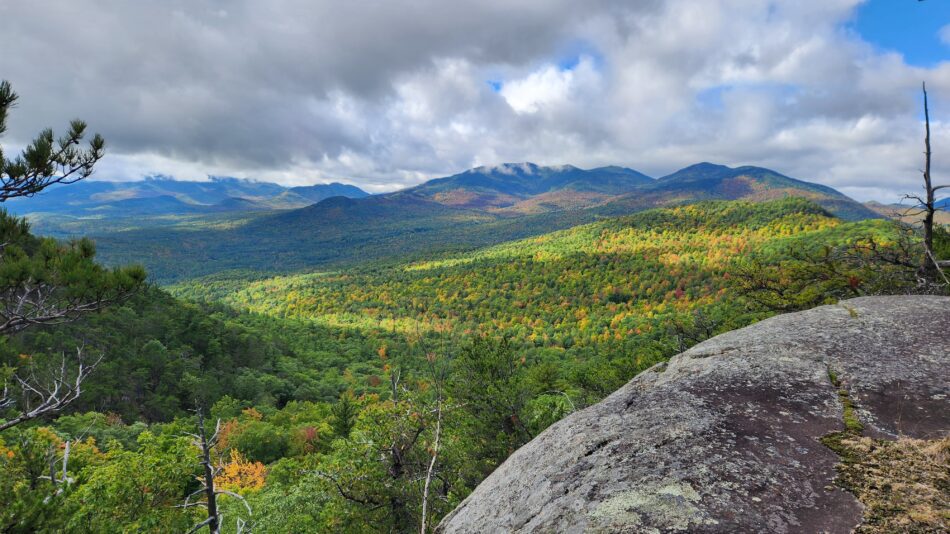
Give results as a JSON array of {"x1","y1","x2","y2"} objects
[{"x1": 588, "y1": 481, "x2": 717, "y2": 533}]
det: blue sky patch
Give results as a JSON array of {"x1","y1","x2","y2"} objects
[{"x1": 849, "y1": 0, "x2": 950, "y2": 67}]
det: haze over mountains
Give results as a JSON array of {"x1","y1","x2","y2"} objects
[{"x1": 14, "y1": 161, "x2": 893, "y2": 282}]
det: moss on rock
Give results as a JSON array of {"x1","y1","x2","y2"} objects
[{"x1": 826, "y1": 435, "x2": 949, "y2": 533}]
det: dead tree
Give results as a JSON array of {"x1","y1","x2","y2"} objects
[
  {"x1": 419, "y1": 351, "x2": 445, "y2": 534},
  {"x1": 181, "y1": 407, "x2": 252, "y2": 534},
  {"x1": 416, "y1": 324, "x2": 463, "y2": 534},
  {"x1": 904, "y1": 82, "x2": 950, "y2": 274},
  {"x1": 0, "y1": 345, "x2": 101, "y2": 432},
  {"x1": 37, "y1": 439, "x2": 73, "y2": 495}
]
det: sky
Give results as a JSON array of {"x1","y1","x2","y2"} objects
[{"x1": 0, "y1": 0, "x2": 948, "y2": 202}]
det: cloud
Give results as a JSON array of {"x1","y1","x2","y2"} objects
[
  {"x1": 0, "y1": 0, "x2": 947, "y2": 201},
  {"x1": 941, "y1": 23, "x2": 950, "y2": 46},
  {"x1": 500, "y1": 58, "x2": 599, "y2": 114}
]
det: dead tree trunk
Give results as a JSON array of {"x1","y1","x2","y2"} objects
[
  {"x1": 923, "y1": 82, "x2": 935, "y2": 262},
  {"x1": 182, "y1": 407, "x2": 252, "y2": 534},
  {"x1": 907, "y1": 82, "x2": 949, "y2": 279},
  {"x1": 197, "y1": 409, "x2": 220, "y2": 534}
]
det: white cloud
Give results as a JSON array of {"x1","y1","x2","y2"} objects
[
  {"x1": 940, "y1": 23, "x2": 950, "y2": 46},
  {"x1": 500, "y1": 58, "x2": 598, "y2": 114},
  {"x1": 501, "y1": 66, "x2": 572, "y2": 114},
  {"x1": 0, "y1": 0, "x2": 947, "y2": 201}
]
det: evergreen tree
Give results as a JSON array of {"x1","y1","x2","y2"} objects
[{"x1": 0, "y1": 81, "x2": 145, "y2": 432}]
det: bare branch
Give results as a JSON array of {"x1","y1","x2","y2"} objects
[
  {"x1": 0, "y1": 277, "x2": 138, "y2": 336},
  {"x1": 179, "y1": 405, "x2": 250, "y2": 534},
  {"x1": 313, "y1": 470, "x2": 382, "y2": 508},
  {"x1": 175, "y1": 502, "x2": 208, "y2": 510},
  {"x1": 214, "y1": 490, "x2": 253, "y2": 515},
  {"x1": 0, "y1": 345, "x2": 101, "y2": 432}
]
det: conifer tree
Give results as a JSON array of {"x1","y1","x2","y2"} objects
[{"x1": 0, "y1": 81, "x2": 145, "y2": 432}]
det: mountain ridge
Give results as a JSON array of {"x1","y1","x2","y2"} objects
[
  {"x1": 23, "y1": 162, "x2": 883, "y2": 283},
  {"x1": 306, "y1": 160, "x2": 873, "y2": 220},
  {"x1": 405, "y1": 162, "x2": 654, "y2": 210},
  {"x1": 12, "y1": 161, "x2": 874, "y2": 222},
  {"x1": 595, "y1": 163, "x2": 879, "y2": 221},
  {"x1": 6, "y1": 177, "x2": 370, "y2": 217}
]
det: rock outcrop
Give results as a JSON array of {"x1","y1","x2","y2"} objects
[{"x1": 438, "y1": 296, "x2": 950, "y2": 533}]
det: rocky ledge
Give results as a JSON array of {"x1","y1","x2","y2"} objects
[{"x1": 438, "y1": 296, "x2": 950, "y2": 533}]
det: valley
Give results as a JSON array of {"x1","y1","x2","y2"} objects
[
  {"x1": 1, "y1": 162, "x2": 945, "y2": 531},
  {"x1": 15, "y1": 161, "x2": 883, "y2": 283},
  {"x1": 6, "y1": 182, "x2": 926, "y2": 530},
  {"x1": 2, "y1": 3, "x2": 948, "y2": 526}
]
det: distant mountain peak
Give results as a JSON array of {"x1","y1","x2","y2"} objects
[
  {"x1": 659, "y1": 162, "x2": 732, "y2": 181},
  {"x1": 410, "y1": 162, "x2": 654, "y2": 211},
  {"x1": 314, "y1": 195, "x2": 358, "y2": 208},
  {"x1": 689, "y1": 162, "x2": 731, "y2": 171},
  {"x1": 289, "y1": 182, "x2": 370, "y2": 203},
  {"x1": 208, "y1": 175, "x2": 241, "y2": 183},
  {"x1": 592, "y1": 162, "x2": 881, "y2": 221}
]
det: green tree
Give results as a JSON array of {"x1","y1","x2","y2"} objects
[
  {"x1": 230, "y1": 420, "x2": 289, "y2": 464},
  {"x1": 450, "y1": 336, "x2": 533, "y2": 473},
  {"x1": 0, "y1": 81, "x2": 145, "y2": 432},
  {"x1": 0, "y1": 81, "x2": 104, "y2": 201},
  {"x1": 329, "y1": 392, "x2": 358, "y2": 439},
  {"x1": 64, "y1": 431, "x2": 197, "y2": 532}
]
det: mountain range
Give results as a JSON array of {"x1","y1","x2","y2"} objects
[
  {"x1": 406, "y1": 163, "x2": 654, "y2": 212},
  {"x1": 4, "y1": 176, "x2": 368, "y2": 217},
  {"x1": 13, "y1": 161, "x2": 888, "y2": 282},
  {"x1": 399, "y1": 161, "x2": 878, "y2": 220}
]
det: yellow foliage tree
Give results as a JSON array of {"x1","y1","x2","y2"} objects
[{"x1": 214, "y1": 449, "x2": 266, "y2": 492}]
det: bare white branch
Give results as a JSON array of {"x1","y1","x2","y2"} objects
[{"x1": 0, "y1": 345, "x2": 101, "y2": 432}]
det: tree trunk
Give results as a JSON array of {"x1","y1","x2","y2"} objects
[
  {"x1": 923, "y1": 82, "x2": 935, "y2": 265},
  {"x1": 197, "y1": 410, "x2": 220, "y2": 534}
]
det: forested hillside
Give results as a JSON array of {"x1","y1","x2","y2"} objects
[
  {"x1": 66, "y1": 162, "x2": 878, "y2": 283},
  {"x1": 92, "y1": 194, "x2": 596, "y2": 282},
  {"x1": 5, "y1": 2, "x2": 949, "y2": 531},
  {"x1": 2, "y1": 194, "x2": 943, "y2": 532},
  {"x1": 170, "y1": 198, "x2": 892, "y2": 400}
]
